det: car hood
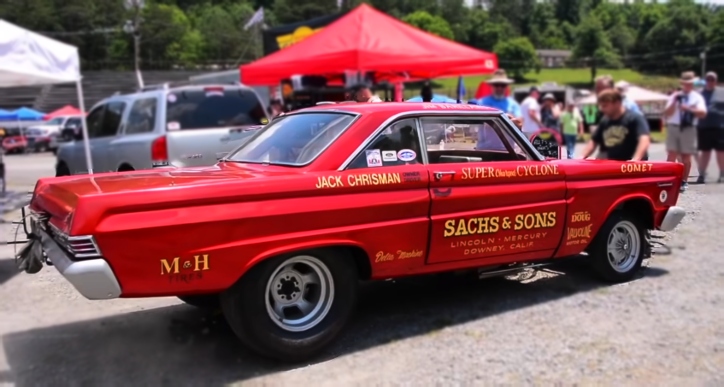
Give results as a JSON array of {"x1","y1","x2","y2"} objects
[{"x1": 31, "y1": 164, "x2": 305, "y2": 232}]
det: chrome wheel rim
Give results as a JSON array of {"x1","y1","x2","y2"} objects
[
  {"x1": 264, "y1": 255, "x2": 334, "y2": 332},
  {"x1": 606, "y1": 220, "x2": 641, "y2": 273}
]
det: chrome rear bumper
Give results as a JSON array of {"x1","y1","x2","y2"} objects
[
  {"x1": 659, "y1": 206, "x2": 686, "y2": 232},
  {"x1": 38, "y1": 229, "x2": 121, "y2": 300}
]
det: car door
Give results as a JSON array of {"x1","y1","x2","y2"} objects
[
  {"x1": 341, "y1": 117, "x2": 431, "y2": 270},
  {"x1": 111, "y1": 96, "x2": 159, "y2": 171},
  {"x1": 66, "y1": 104, "x2": 105, "y2": 174},
  {"x1": 91, "y1": 101, "x2": 128, "y2": 172},
  {"x1": 422, "y1": 115, "x2": 568, "y2": 264}
]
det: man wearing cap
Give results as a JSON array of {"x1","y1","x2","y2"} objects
[
  {"x1": 477, "y1": 69, "x2": 521, "y2": 118},
  {"x1": 614, "y1": 80, "x2": 642, "y2": 115},
  {"x1": 540, "y1": 93, "x2": 561, "y2": 131},
  {"x1": 695, "y1": 71, "x2": 724, "y2": 184},
  {"x1": 664, "y1": 71, "x2": 708, "y2": 192},
  {"x1": 520, "y1": 86, "x2": 543, "y2": 138}
]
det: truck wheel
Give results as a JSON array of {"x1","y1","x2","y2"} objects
[
  {"x1": 588, "y1": 211, "x2": 646, "y2": 283},
  {"x1": 56, "y1": 163, "x2": 70, "y2": 177},
  {"x1": 178, "y1": 294, "x2": 220, "y2": 309},
  {"x1": 220, "y1": 251, "x2": 358, "y2": 362}
]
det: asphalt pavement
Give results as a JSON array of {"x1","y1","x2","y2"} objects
[{"x1": 0, "y1": 146, "x2": 722, "y2": 385}]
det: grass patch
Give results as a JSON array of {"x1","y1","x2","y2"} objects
[{"x1": 404, "y1": 68, "x2": 678, "y2": 99}]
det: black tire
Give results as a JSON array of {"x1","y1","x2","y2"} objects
[
  {"x1": 220, "y1": 249, "x2": 358, "y2": 362},
  {"x1": 51, "y1": 148, "x2": 57, "y2": 155},
  {"x1": 588, "y1": 210, "x2": 646, "y2": 283},
  {"x1": 55, "y1": 162, "x2": 70, "y2": 177},
  {"x1": 178, "y1": 294, "x2": 220, "y2": 309}
]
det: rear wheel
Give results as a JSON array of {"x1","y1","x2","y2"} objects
[
  {"x1": 178, "y1": 294, "x2": 220, "y2": 309},
  {"x1": 221, "y1": 250, "x2": 358, "y2": 362},
  {"x1": 589, "y1": 211, "x2": 646, "y2": 283},
  {"x1": 55, "y1": 162, "x2": 70, "y2": 177}
]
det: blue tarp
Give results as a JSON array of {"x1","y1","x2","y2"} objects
[
  {"x1": 0, "y1": 107, "x2": 45, "y2": 121},
  {"x1": 406, "y1": 94, "x2": 458, "y2": 103}
]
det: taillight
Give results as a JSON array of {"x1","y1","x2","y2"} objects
[{"x1": 151, "y1": 135, "x2": 169, "y2": 167}]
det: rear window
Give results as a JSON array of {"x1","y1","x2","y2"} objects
[{"x1": 165, "y1": 87, "x2": 268, "y2": 131}]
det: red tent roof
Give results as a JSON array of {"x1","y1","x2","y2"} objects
[
  {"x1": 240, "y1": 4, "x2": 497, "y2": 86},
  {"x1": 44, "y1": 105, "x2": 83, "y2": 120}
]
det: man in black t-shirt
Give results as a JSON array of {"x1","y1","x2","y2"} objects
[{"x1": 581, "y1": 89, "x2": 651, "y2": 161}]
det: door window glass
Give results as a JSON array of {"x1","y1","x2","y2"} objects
[
  {"x1": 85, "y1": 106, "x2": 106, "y2": 138},
  {"x1": 420, "y1": 117, "x2": 532, "y2": 163},
  {"x1": 95, "y1": 102, "x2": 126, "y2": 138},
  {"x1": 126, "y1": 98, "x2": 157, "y2": 134},
  {"x1": 347, "y1": 118, "x2": 423, "y2": 170}
]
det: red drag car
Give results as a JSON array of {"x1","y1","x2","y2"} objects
[{"x1": 18, "y1": 102, "x2": 686, "y2": 361}]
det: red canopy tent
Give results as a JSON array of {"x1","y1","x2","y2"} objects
[
  {"x1": 43, "y1": 105, "x2": 83, "y2": 120},
  {"x1": 240, "y1": 4, "x2": 497, "y2": 86}
]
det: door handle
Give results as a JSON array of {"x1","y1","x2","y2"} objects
[{"x1": 434, "y1": 171, "x2": 456, "y2": 180}]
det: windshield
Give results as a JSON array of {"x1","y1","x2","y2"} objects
[
  {"x1": 226, "y1": 112, "x2": 356, "y2": 166},
  {"x1": 165, "y1": 87, "x2": 268, "y2": 130},
  {"x1": 46, "y1": 117, "x2": 64, "y2": 125}
]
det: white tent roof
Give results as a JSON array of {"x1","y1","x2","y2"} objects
[
  {"x1": 577, "y1": 85, "x2": 670, "y2": 105},
  {"x1": 0, "y1": 19, "x2": 80, "y2": 87}
]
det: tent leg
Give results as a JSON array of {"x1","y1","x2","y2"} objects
[{"x1": 75, "y1": 79, "x2": 93, "y2": 174}]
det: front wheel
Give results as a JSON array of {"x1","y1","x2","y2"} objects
[
  {"x1": 220, "y1": 250, "x2": 358, "y2": 362},
  {"x1": 588, "y1": 211, "x2": 646, "y2": 283}
]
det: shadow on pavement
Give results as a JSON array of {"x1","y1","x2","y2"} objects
[
  {"x1": 0, "y1": 258, "x2": 20, "y2": 286},
  {"x1": 2, "y1": 259, "x2": 668, "y2": 386}
]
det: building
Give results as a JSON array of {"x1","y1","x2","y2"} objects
[{"x1": 536, "y1": 49, "x2": 572, "y2": 68}]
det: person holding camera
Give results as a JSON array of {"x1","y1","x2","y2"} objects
[{"x1": 663, "y1": 71, "x2": 708, "y2": 192}]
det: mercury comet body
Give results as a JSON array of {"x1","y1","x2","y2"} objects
[{"x1": 19, "y1": 102, "x2": 686, "y2": 361}]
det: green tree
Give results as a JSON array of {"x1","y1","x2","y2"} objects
[
  {"x1": 138, "y1": 3, "x2": 203, "y2": 67},
  {"x1": 402, "y1": 11, "x2": 454, "y2": 40},
  {"x1": 462, "y1": 9, "x2": 517, "y2": 52},
  {"x1": 640, "y1": 0, "x2": 707, "y2": 74},
  {"x1": 271, "y1": 0, "x2": 339, "y2": 25},
  {"x1": 572, "y1": 15, "x2": 621, "y2": 82},
  {"x1": 190, "y1": 2, "x2": 259, "y2": 62},
  {"x1": 493, "y1": 37, "x2": 539, "y2": 79}
]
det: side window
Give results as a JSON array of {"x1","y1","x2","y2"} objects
[
  {"x1": 85, "y1": 106, "x2": 106, "y2": 138},
  {"x1": 94, "y1": 101, "x2": 126, "y2": 138},
  {"x1": 420, "y1": 117, "x2": 532, "y2": 164},
  {"x1": 126, "y1": 98, "x2": 157, "y2": 134},
  {"x1": 347, "y1": 118, "x2": 423, "y2": 170}
]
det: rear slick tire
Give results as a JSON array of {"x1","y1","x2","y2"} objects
[
  {"x1": 220, "y1": 250, "x2": 358, "y2": 362},
  {"x1": 177, "y1": 294, "x2": 220, "y2": 309},
  {"x1": 588, "y1": 211, "x2": 646, "y2": 283}
]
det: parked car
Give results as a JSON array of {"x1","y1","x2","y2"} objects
[
  {"x1": 19, "y1": 102, "x2": 686, "y2": 362},
  {"x1": 54, "y1": 83, "x2": 270, "y2": 176},
  {"x1": 2, "y1": 135, "x2": 27, "y2": 154},
  {"x1": 26, "y1": 115, "x2": 83, "y2": 154}
]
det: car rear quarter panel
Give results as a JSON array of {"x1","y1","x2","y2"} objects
[
  {"x1": 553, "y1": 160, "x2": 684, "y2": 258},
  {"x1": 89, "y1": 167, "x2": 431, "y2": 297}
]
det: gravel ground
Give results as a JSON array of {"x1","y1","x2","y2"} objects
[{"x1": 0, "y1": 153, "x2": 722, "y2": 385}]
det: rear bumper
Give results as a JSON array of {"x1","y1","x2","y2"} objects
[
  {"x1": 659, "y1": 206, "x2": 686, "y2": 232},
  {"x1": 39, "y1": 228, "x2": 121, "y2": 300}
]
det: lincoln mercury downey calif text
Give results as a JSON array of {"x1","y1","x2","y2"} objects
[{"x1": 17, "y1": 102, "x2": 686, "y2": 362}]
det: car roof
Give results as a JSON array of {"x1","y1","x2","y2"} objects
[
  {"x1": 296, "y1": 102, "x2": 502, "y2": 116},
  {"x1": 100, "y1": 83, "x2": 258, "y2": 104}
]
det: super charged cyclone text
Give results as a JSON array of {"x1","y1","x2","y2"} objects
[{"x1": 443, "y1": 212, "x2": 557, "y2": 237}]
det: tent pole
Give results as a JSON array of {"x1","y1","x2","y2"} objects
[{"x1": 75, "y1": 79, "x2": 93, "y2": 174}]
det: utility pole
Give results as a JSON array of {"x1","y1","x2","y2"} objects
[
  {"x1": 123, "y1": 0, "x2": 145, "y2": 89},
  {"x1": 700, "y1": 48, "x2": 708, "y2": 77}
]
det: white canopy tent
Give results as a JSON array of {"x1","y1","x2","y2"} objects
[
  {"x1": 577, "y1": 85, "x2": 670, "y2": 105},
  {"x1": 0, "y1": 19, "x2": 94, "y2": 173}
]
